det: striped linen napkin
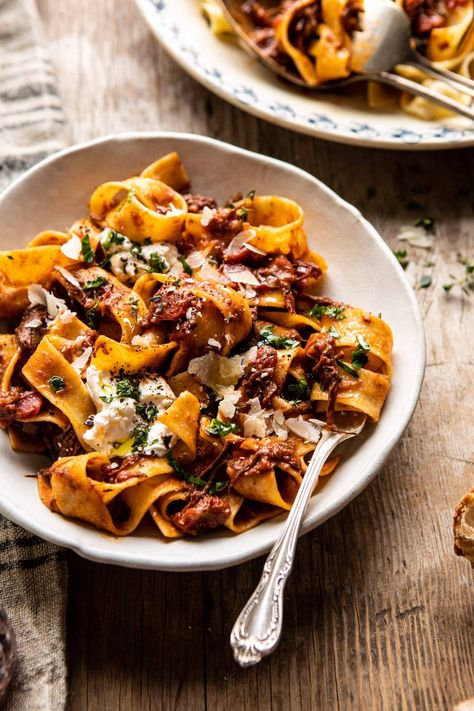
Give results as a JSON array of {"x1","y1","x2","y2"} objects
[{"x1": 0, "y1": 0, "x2": 68, "y2": 709}]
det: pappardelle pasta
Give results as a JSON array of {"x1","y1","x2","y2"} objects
[
  {"x1": 0, "y1": 153, "x2": 392, "y2": 538},
  {"x1": 201, "y1": 0, "x2": 474, "y2": 120}
]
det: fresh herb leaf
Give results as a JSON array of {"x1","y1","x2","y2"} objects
[
  {"x1": 48, "y1": 375, "x2": 66, "y2": 393},
  {"x1": 308, "y1": 304, "x2": 346, "y2": 321},
  {"x1": 236, "y1": 207, "x2": 248, "y2": 221},
  {"x1": 99, "y1": 395, "x2": 113, "y2": 404},
  {"x1": 337, "y1": 360, "x2": 360, "y2": 378},
  {"x1": 209, "y1": 480, "x2": 228, "y2": 494},
  {"x1": 414, "y1": 216, "x2": 435, "y2": 234},
  {"x1": 85, "y1": 302, "x2": 98, "y2": 328},
  {"x1": 131, "y1": 423, "x2": 149, "y2": 452},
  {"x1": 81, "y1": 235, "x2": 95, "y2": 263},
  {"x1": 443, "y1": 254, "x2": 474, "y2": 295},
  {"x1": 393, "y1": 249, "x2": 408, "y2": 269},
  {"x1": 419, "y1": 275, "x2": 432, "y2": 289},
  {"x1": 116, "y1": 378, "x2": 140, "y2": 401},
  {"x1": 328, "y1": 325, "x2": 340, "y2": 339},
  {"x1": 285, "y1": 375, "x2": 310, "y2": 402},
  {"x1": 178, "y1": 255, "x2": 193, "y2": 276},
  {"x1": 83, "y1": 276, "x2": 108, "y2": 291},
  {"x1": 258, "y1": 325, "x2": 299, "y2": 350},
  {"x1": 206, "y1": 419, "x2": 238, "y2": 437},
  {"x1": 351, "y1": 335, "x2": 370, "y2": 369},
  {"x1": 247, "y1": 189, "x2": 255, "y2": 200},
  {"x1": 136, "y1": 402, "x2": 158, "y2": 423},
  {"x1": 167, "y1": 452, "x2": 206, "y2": 487},
  {"x1": 102, "y1": 229, "x2": 125, "y2": 251},
  {"x1": 148, "y1": 253, "x2": 167, "y2": 273}
]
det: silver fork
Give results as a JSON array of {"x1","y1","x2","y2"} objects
[
  {"x1": 230, "y1": 412, "x2": 367, "y2": 667},
  {"x1": 217, "y1": 0, "x2": 474, "y2": 121}
]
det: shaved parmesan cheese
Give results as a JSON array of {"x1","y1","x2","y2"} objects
[
  {"x1": 167, "y1": 202, "x2": 183, "y2": 216},
  {"x1": 188, "y1": 351, "x2": 244, "y2": 392},
  {"x1": 239, "y1": 345, "x2": 258, "y2": 367},
  {"x1": 218, "y1": 387, "x2": 241, "y2": 419},
  {"x1": 396, "y1": 225, "x2": 433, "y2": 249},
  {"x1": 71, "y1": 346, "x2": 93, "y2": 374},
  {"x1": 55, "y1": 266, "x2": 81, "y2": 288},
  {"x1": 243, "y1": 397, "x2": 273, "y2": 438},
  {"x1": 186, "y1": 251, "x2": 207, "y2": 269},
  {"x1": 60, "y1": 234, "x2": 82, "y2": 260},
  {"x1": 198, "y1": 261, "x2": 227, "y2": 283},
  {"x1": 168, "y1": 262, "x2": 185, "y2": 277},
  {"x1": 23, "y1": 318, "x2": 42, "y2": 328},
  {"x1": 201, "y1": 206, "x2": 216, "y2": 226},
  {"x1": 271, "y1": 410, "x2": 289, "y2": 440},
  {"x1": 227, "y1": 266, "x2": 260, "y2": 286},
  {"x1": 208, "y1": 338, "x2": 221, "y2": 350},
  {"x1": 242, "y1": 287, "x2": 257, "y2": 299},
  {"x1": 27, "y1": 284, "x2": 76, "y2": 323},
  {"x1": 225, "y1": 229, "x2": 261, "y2": 256},
  {"x1": 286, "y1": 416, "x2": 322, "y2": 443}
]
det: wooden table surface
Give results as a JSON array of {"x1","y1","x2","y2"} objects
[{"x1": 37, "y1": 1, "x2": 474, "y2": 708}]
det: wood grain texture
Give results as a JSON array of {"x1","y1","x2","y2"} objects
[{"x1": 36, "y1": 0, "x2": 474, "y2": 709}]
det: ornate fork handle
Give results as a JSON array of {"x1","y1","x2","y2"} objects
[{"x1": 230, "y1": 430, "x2": 351, "y2": 667}]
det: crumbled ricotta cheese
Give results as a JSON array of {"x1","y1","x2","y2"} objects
[{"x1": 83, "y1": 397, "x2": 138, "y2": 453}]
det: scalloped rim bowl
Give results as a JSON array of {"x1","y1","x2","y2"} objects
[{"x1": 0, "y1": 133, "x2": 425, "y2": 571}]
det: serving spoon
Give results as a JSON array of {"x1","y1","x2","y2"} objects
[
  {"x1": 217, "y1": 0, "x2": 474, "y2": 121},
  {"x1": 230, "y1": 411, "x2": 366, "y2": 667}
]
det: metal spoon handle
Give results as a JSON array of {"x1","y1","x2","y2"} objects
[
  {"x1": 405, "y1": 56, "x2": 474, "y2": 98},
  {"x1": 377, "y1": 71, "x2": 474, "y2": 120},
  {"x1": 230, "y1": 431, "x2": 347, "y2": 667}
]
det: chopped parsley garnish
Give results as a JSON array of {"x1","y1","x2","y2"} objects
[
  {"x1": 101, "y1": 229, "x2": 125, "y2": 251},
  {"x1": 131, "y1": 423, "x2": 149, "y2": 452},
  {"x1": 178, "y1": 255, "x2": 193, "y2": 276},
  {"x1": 236, "y1": 207, "x2": 248, "y2": 221},
  {"x1": 419, "y1": 275, "x2": 432, "y2": 289},
  {"x1": 81, "y1": 235, "x2": 95, "y2": 263},
  {"x1": 258, "y1": 325, "x2": 299, "y2": 350},
  {"x1": 393, "y1": 249, "x2": 408, "y2": 269},
  {"x1": 247, "y1": 189, "x2": 255, "y2": 200},
  {"x1": 48, "y1": 375, "x2": 66, "y2": 393},
  {"x1": 209, "y1": 480, "x2": 228, "y2": 494},
  {"x1": 285, "y1": 375, "x2": 310, "y2": 403},
  {"x1": 328, "y1": 325, "x2": 340, "y2": 339},
  {"x1": 85, "y1": 302, "x2": 98, "y2": 328},
  {"x1": 337, "y1": 360, "x2": 360, "y2": 379},
  {"x1": 148, "y1": 253, "x2": 167, "y2": 273},
  {"x1": 206, "y1": 419, "x2": 238, "y2": 437},
  {"x1": 414, "y1": 216, "x2": 435, "y2": 234},
  {"x1": 167, "y1": 452, "x2": 206, "y2": 487},
  {"x1": 136, "y1": 402, "x2": 158, "y2": 423},
  {"x1": 308, "y1": 304, "x2": 346, "y2": 320},
  {"x1": 116, "y1": 378, "x2": 140, "y2": 401},
  {"x1": 83, "y1": 276, "x2": 108, "y2": 291},
  {"x1": 443, "y1": 254, "x2": 474, "y2": 295},
  {"x1": 351, "y1": 335, "x2": 370, "y2": 369}
]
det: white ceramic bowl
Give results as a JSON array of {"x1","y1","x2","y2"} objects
[{"x1": 0, "y1": 133, "x2": 425, "y2": 570}]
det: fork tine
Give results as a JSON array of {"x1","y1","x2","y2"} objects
[
  {"x1": 405, "y1": 57, "x2": 474, "y2": 99},
  {"x1": 375, "y1": 71, "x2": 474, "y2": 121}
]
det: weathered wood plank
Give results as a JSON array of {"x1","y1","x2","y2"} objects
[{"x1": 36, "y1": 0, "x2": 474, "y2": 708}]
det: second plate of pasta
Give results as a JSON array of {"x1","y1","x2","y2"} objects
[
  {"x1": 135, "y1": 0, "x2": 474, "y2": 149},
  {"x1": 0, "y1": 132, "x2": 424, "y2": 570}
]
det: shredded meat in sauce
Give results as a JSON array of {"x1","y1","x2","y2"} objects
[
  {"x1": 403, "y1": 0, "x2": 466, "y2": 35},
  {"x1": 227, "y1": 439, "x2": 299, "y2": 483},
  {"x1": 170, "y1": 493, "x2": 231, "y2": 536},
  {"x1": 142, "y1": 282, "x2": 201, "y2": 338},
  {"x1": 0, "y1": 387, "x2": 43, "y2": 423},
  {"x1": 305, "y1": 333, "x2": 342, "y2": 428},
  {"x1": 241, "y1": 345, "x2": 279, "y2": 406},
  {"x1": 15, "y1": 304, "x2": 47, "y2": 358},
  {"x1": 182, "y1": 193, "x2": 217, "y2": 213},
  {"x1": 43, "y1": 425, "x2": 84, "y2": 459}
]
